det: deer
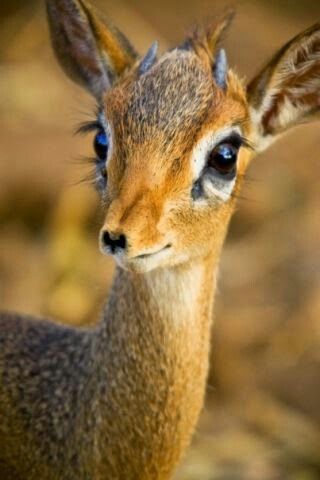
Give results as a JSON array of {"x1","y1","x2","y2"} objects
[{"x1": 0, "y1": 0, "x2": 319, "y2": 478}]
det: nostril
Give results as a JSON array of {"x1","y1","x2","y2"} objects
[
  {"x1": 102, "y1": 230, "x2": 127, "y2": 253},
  {"x1": 117, "y1": 234, "x2": 127, "y2": 250},
  {"x1": 102, "y1": 230, "x2": 111, "y2": 248}
]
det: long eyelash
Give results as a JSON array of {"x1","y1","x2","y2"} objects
[
  {"x1": 74, "y1": 171, "x2": 97, "y2": 187},
  {"x1": 67, "y1": 155, "x2": 96, "y2": 185},
  {"x1": 68, "y1": 155, "x2": 98, "y2": 168},
  {"x1": 75, "y1": 163, "x2": 107, "y2": 189},
  {"x1": 67, "y1": 154, "x2": 102, "y2": 189},
  {"x1": 75, "y1": 120, "x2": 102, "y2": 136},
  {"x1": 241, "y1": 136, "x2": 256, "y2": 152},
  {"x1": 220, "y1": 133, "x2": 256, "y2": 152},
  {"x1": 76, "y1": 157, "x2": 107, "y2": 190}
]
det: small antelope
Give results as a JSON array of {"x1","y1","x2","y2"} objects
[{"x1": 0, "y1": 0, "x2": 319, "y2": 478}]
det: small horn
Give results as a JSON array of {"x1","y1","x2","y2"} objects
[
  {"x1": 138, "y1": 41, "x2": 158, "y2": 75},
  {"x1": 214, "y1": 49, "x2": 228, "y2": 89}
]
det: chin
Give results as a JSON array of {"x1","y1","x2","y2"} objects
[
  {"x1": 117, "y1": 258, "x2": 159, "y2": 274},
  {"x1": 113, "y1": 253, "x2": 166, "y2": 274},
  {"x1": 112, "y1": 248, "x2": 189, "y2": 274}
]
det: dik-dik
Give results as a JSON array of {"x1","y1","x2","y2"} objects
[{"x1": 0, "y1": 0, "x2": 319, "y2": 478}]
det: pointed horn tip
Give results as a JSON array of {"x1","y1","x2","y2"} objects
[
  {"x1": 214, "y1": 48, "x2": 228, "y2": 89},
  {"x1": 150, "y1": 40, "x2": 159, "y2": 51},
  {"x1": 216, "y1": 48, "x2": 227, "y2": 62},
  {"x1": 138, "y1": 41, "x2": 159, "y2": 75}
]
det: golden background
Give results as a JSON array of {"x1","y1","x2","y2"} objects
[{"x1": 0, "y1": 0, "x2": 319, "y2": 478}]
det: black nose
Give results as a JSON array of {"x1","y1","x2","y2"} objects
[{"x1": 101, "y1": 231, "x2": 127, "y2": 253}]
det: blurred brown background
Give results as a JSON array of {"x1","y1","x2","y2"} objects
[{"x1": 0, "y1": 1, "x2": 320, "y2": 479}]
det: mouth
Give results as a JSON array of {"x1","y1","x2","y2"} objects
[
  {"x1": 112, "y1": 243, "x2": 173, "y2": 273},
  {"x1": 133, "y1": 243, "x2": 172, "y2": 260}
]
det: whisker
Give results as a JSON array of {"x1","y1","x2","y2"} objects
[
  {"x1": 87, "y1": 220, "x2": 102, "y2": 233},
  {"x1": 242, "y1": 175, "x2": 261, "y2": 184},
  {"x1": 206, "y1": 382, "x2": 217, "y2": 394},
  {"x1": 230, "y1": 192, "x2": 260, "y2": 203},
  {"x1": 237, "y1": 172, "x2": 261, "y2": 185}
]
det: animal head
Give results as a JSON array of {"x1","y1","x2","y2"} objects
[{"x1": 47, "y1": 0, "x2": 320, "y2": 273}]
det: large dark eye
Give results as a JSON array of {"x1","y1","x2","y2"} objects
[
  {"x1": 94, "y1": 129, "x2": 109, "y2": 161},
  {"x1": 208, "y1": 143, "x2": 238, "y2": 175}
]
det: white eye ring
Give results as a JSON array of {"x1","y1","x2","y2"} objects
[
  {"x1": 191, "y1": 126, "x2": 242, "y2": 178},
  {"x1": 190, "y1": 126, "x2": 242, "y2": 202}
]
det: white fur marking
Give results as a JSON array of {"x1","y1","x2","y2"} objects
[{"x1": 191, "y1": 127, "x2": 242, "y2": 202}]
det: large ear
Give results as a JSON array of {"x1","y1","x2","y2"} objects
[
  {"x1": 248, "y1": 23, "x2": 320, "y2": 151},
  {"x1": 46, "y1": 0, "x2": 138, "y2": 100}
]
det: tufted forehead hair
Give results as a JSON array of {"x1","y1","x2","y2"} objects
[
  {"x1": 106, "y1": 51, "x2": 215, "y2": 152},
  {"x1": 104, "y1": 46, "x2": 247, "y2": 161}
]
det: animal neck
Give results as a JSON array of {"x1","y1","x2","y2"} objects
[{"x1": 93, "y1": 252, "x2": 219, "y2": 479}]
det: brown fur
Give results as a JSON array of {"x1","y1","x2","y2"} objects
[{"x1": 0, "y1": 1, "x2": 319, "y2": 478}]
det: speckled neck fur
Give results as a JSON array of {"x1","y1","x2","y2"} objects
[{"x1": 91, "y1": 257, "x2": 217, "y2": 479}]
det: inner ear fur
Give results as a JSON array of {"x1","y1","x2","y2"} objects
[
  {"x1": 248, "y1": 23, "x2": 320, "y2": 146},
  {"x1": 46, "y1": 0, "x2": 138, "y2": 99}
]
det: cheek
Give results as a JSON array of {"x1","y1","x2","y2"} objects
[
  {"x1": 169, "y1": 207, "x2": 208, "y2": 247},
  {"x1": 172, "y1": 203, "x2": 234, "y2": 254}
]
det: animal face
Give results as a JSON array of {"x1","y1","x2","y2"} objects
[
  {"x1": 94, "y1": 49, "x2": 251, "y2": 271},
  {"x1": 47, "y1": 1, "x2": 320, "y2": 272}
]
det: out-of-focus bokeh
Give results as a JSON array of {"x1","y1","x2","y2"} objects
[{"x1": 0, "y1": 0, "x2": 319, "y2": 478}]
